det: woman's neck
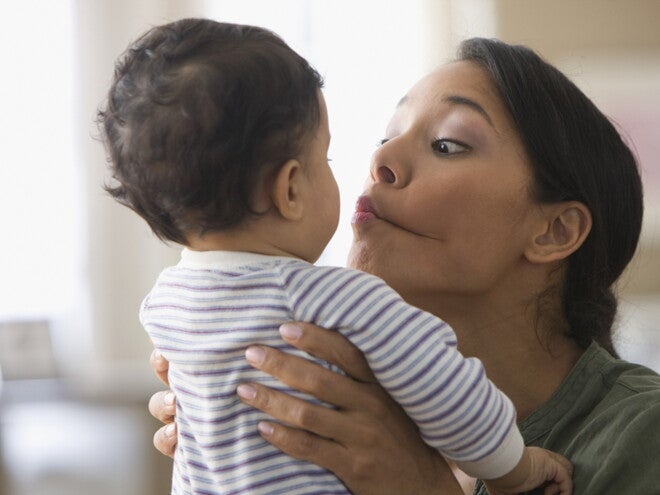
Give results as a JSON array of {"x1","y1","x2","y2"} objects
[
  {"x1": 410, "y1": 289, "x2": 584, "y2": 420},
  {"x1": 460, "y1": 322, "x2": 583, "y2": 420}
]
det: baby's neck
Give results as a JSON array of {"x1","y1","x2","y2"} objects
[
  {"x1": 186, "y1": 233, "x2": 298, "y2": 258},
  {"x1": 185, "y1": 229, "x2": 299, "y2": 259}
]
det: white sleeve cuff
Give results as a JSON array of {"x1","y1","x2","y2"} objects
[{"x1": 453, "y1": 426, "x2": 525, "y2": 480}]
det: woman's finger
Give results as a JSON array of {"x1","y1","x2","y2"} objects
[
  {"x1": 237, "y1": 382, "x2": 351, "y2": 441},
  {"x1": 245, "y1": 344, "x2": 386, "y2": 413},
  {"x1": 148, "y1": 390, "x2": 176, "y2": 423},
  {"x1": 149, "y1": 349, "x2": 170, "y2": 386},
  {"x1": 153, "y1": 422, "x2": 177, "y2": 459},
  {"x1": 257, "y1": 411, "x2": 456, "y2": 495},
  {"x1": 279, "y1": 322, "x2": 376, "y2": 382},
  {"x1": 241, "y1": 323, "x2": 462, "y2": 495},
  {"x1": 255, "y1": 416, "x2": 453, "y2": 495},
  {"x1": 256, "y1": 420, "x2": 349, "y2": 477}
]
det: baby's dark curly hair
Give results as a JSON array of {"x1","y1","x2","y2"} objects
[{"x1": 98, "y1": 18, "x2": 324, "y2": 244}]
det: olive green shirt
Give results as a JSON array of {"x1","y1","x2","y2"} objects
[{"x1": 474, "y1": 343, "x2": 660, "y2": 494}]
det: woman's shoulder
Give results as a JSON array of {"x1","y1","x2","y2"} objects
[
  {"x1": 606, "y1": 357, "x2": 660, "y2": 393},
  {"x1": 557, "y1": 343, "x2": 660, "y2": 430},
  {"x1": 473, "y1": 345, "x2": 660, "y2": 495},
  {"x1": 573, "y1": 363, "x2": 660, "y2": 493},
  {"x1": 536, "y1": 345, "x2": 660, "y2": 493},
  {"x1": 594, "y1": 346, "x2": 660, "y2": 410}
]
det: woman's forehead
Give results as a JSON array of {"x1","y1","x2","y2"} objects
[
  {"x1": 399, "y1": 61, "x2": 513, "y2": 131},
  {"x1": 408, "y1": 61, "x2": 492, "y2": 95},
  {"x1": 411, "y1": 62, "x2": 494, "y2": 99}
]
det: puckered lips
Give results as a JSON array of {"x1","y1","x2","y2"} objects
[
  {"x1": 351, "y1": 195, "x2": 380, "y2": 225},
  {"x1": 352, "y1": 194, "x2": 432, "y2": 240}
]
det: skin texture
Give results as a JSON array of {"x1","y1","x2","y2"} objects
[
  {"x1": 149, "y1": 62, "x2": 589, "y2": 493},
  {"x1": 347, "y1": 62, "x2": 586, "y2": 420}
]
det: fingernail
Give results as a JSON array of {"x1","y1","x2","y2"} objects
[
  {"x1": 164, "y1": 392, "x2": 175, "y2": 405},
  {"x1": 258, "y1": 422, "x2": 274, "y2": 436},
  {"x1": 237, "y1": 384, "x2": 257, "y2": 400},
  {"x1": 165, "y1": 423, "x2": 176, "y2": 437},
  {"x1": 245, "y1": 346, "x2": 265, "y2": 365},
  {"x1": 279, "y1": 323, "x2": 302, "y2": 341},
  {"x1": 152, "y1": 349, "x2": 162, "y2": 359}
]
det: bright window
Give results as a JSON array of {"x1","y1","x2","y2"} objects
[
  {"x1": 203, "y1": 0, "x2": 430, "y2": 266},
  {"x1": 0, "y1": 0, "x2": 85, "y2": 358}
]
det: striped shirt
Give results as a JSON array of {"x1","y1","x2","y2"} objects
[{"x1": 141, "y1": 249, "x2": 523, "y2": 494}]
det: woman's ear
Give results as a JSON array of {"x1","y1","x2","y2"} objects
[
  {"x1": 270, "y1": 159, "x2": 304, "y2": 221},
  {"x1": 525, "y1": 201, "x2": 592, "y2": 264}
]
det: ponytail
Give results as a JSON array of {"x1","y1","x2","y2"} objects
[{"x1": 458, "y1": 38, "x2": 643, "y2": 354}]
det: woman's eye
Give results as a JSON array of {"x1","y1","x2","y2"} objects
[{"x1": 432, "y1": 139, "x2": 469, "y2": 155}]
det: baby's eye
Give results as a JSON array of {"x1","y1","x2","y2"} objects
[
  {"x1": 432, "y1": 139, "x2": 469, "y2": 155},
  {"x1": 377, "y1": 138, "x2": 389, "y2": 147}
]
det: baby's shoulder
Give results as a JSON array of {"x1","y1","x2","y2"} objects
[{"x1": 276, "y1": 260, "x2": 386, "y2": 286}]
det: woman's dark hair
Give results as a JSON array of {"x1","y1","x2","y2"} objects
[
  {"x1": 457, "y1": 38, "x2": 643, "y2": 355},
  {"x1": 98, "y1": 18, "x2": 323, "y2": 244}
]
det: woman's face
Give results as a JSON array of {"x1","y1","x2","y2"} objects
[{"x1": 348, "y1": 61, "x2": 541, "y2": 312}]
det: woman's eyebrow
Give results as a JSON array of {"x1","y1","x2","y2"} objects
[{"x1": 442, "y1": 94, "x2": 494, "y2": 127}]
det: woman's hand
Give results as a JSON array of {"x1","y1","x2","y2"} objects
[
  {"x1": 148, "y1": 349, "x2": 177, "y2": 458},
  {"x1": 147, "y1": 325, "x2": 464, "y2": 494},
  {"x1": 236, "y1": 322, "x2": 463, "y2": 495}
]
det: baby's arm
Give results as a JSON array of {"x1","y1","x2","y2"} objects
[
  {"x1": 484, "y1": 446, "x2": 573, "y2": 495},
  {"x1": 283, "y1": 265, "x2": 522, "y2": 479},
  {"x1": 284, "y1": 264, "x2": 572, "y2": 491}
]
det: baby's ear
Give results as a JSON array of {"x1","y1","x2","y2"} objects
[
  {"x1": 525, "y1": 201, "x2": 592, "y2": 264},
  {"x1": 270, "y1": 159, "x2": 304, "y2": 221}
]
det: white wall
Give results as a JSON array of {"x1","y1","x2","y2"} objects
[
  {"x1": 75, "y1": 0, "x2": 491, "y2": 377},
  {"x1": 1, "y1": 2, "x2": 659, "y2": 494},
  {"x1": 2, "y1": 0, "x2": 659, "y2": 389}
]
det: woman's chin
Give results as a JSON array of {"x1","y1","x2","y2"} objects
[
  {"x1": 348, "y1": 237, "x2": 399, "y2": 283},
  {"x1": 347, "y1": 238, "x2": 369, "y2": 272}
]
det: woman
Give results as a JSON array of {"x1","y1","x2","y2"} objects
[{"x1": 148, "y1": 38, "x2": 660, "y2": 494}]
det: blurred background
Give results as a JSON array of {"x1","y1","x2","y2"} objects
[{"x1": 0, "y1": 0, "x2": 658, "y2": 493}]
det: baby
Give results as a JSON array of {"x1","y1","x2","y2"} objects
[{"x1": 98, "y1": 18, "x2": 572, "y2": 495}]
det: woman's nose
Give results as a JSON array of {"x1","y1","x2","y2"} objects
[
  {"x1": 369, "y1": 141, "x2": 409, "y2": 187},
  {"x1": 375, "y1": 165, "x2": 396, "y2": 184}
]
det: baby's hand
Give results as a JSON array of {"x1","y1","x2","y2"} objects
[{"x1": 484, "y1": 446, "x2": 573, "y2": 495}]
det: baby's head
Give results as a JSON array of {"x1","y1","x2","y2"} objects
[{"x1": 98, "y1": 18, "x2": 332, "y2": 251}]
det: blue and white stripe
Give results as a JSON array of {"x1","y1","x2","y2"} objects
[{"x1": 141, "y1": 250, "x2": 522, "y2": 494}]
